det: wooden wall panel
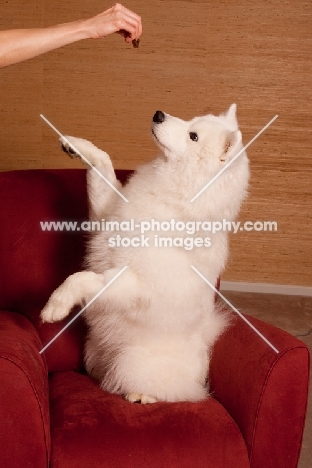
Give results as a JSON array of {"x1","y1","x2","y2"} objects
[
  {"x1": 0, "y1": 0, "x2": 311, "y2": 286},
  {"x1": 0, "y1": 0, "x2": 43, "y2": 169}
]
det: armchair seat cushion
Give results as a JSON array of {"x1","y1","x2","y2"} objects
[{"x1": 49, "y1": 371, "x2": 249, "y2": 468}]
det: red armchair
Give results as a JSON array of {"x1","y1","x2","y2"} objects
[{"x1": 0, "y1": 169, "x2": 309, "y2": 468}]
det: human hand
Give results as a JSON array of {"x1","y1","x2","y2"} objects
[{"x1": 85, "y1": 3, "x2": 142, "y2": 43}]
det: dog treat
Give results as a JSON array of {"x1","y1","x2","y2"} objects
[{"x1": 132, "y1": 38, "x2": 140, "y2": 48}]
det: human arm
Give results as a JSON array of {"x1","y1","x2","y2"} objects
[{"x1": 0, "y1": 3, "x2": 142, "y2": 68}]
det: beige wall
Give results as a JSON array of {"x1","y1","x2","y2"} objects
[{"x1": 1, "y1": 1, "x2": 311, "y2": 286}]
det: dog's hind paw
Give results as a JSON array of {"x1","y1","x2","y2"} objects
[{"x1": 125, "y1": 393, "x2": 158, "y2": 404}]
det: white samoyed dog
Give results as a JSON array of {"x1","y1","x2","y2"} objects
[{"x1": 41, "y1": 104, "x2": 249, "y2": 404}]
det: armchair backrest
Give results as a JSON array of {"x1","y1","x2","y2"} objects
[{"x1": 0, "y1": 169, "x2": 131, "y2": 372}]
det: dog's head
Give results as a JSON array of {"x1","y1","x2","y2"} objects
[{"x1": 151, "y1": 104, "x2": 244, "y2": 173}]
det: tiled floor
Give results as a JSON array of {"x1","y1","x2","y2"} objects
[{"x1": 220, "y1": 291, "x2": 312, "y2": 468}]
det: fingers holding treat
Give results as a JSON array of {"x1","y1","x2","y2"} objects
[{"x1": 86, "y1": 3, "x2": 142, "y2": 44}]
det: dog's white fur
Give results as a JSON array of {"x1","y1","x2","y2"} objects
[{"x1": 41, "y1": 104, "x2": 249, "y2": 404}]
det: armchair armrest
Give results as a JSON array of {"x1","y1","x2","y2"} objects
[
  {"x1": 210, "y1": 310, "x2": 310, "y2": 468},
  {"x1": 0, "y1": 311, "x2": 50, "y2": 468}
]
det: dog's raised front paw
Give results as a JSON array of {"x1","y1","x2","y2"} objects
[
  {"x1": 125, "y1": 393, "x2": 158, "y2": 404},
  {"x1": 59, "y1": 136, "x2": 81, "y2": 159},
  {"x1": 40, "y1": 295, "x2": 73, "y2": 323}
]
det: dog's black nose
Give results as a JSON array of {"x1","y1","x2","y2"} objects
[{"x1": 153, "y1": 110, "x2": 165, "y2": 124}]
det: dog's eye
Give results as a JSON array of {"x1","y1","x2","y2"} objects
[{"x1": 189, "y1": 132, "x2": 198, "y2": 142}]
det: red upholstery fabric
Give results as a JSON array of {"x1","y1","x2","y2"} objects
[
  {"x1": 0, "y1": 169, "x2": 310, "y2": 468},
  {"x1": 0, "y1": 169, "x2": 130, "y2": 373},
  {"x1": 0, "y1": 169, "x2": 88, "y2": 372},
  {"x1": 210, "y1": 314, "x2": 310, "y2": 468},
  {"x1": 0, "y1": 310, "x2": 50, "y2": 467},
  {"x1": 49, "y1": 371, "x2": 249, "y2": 468}
]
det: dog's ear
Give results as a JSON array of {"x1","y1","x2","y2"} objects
[
  {"x1": 220, "y1": 129, "x2": 242, "y2": 162},
  {"x1": 224, "y1": 103, "x2": 237, "y2": 125}
]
